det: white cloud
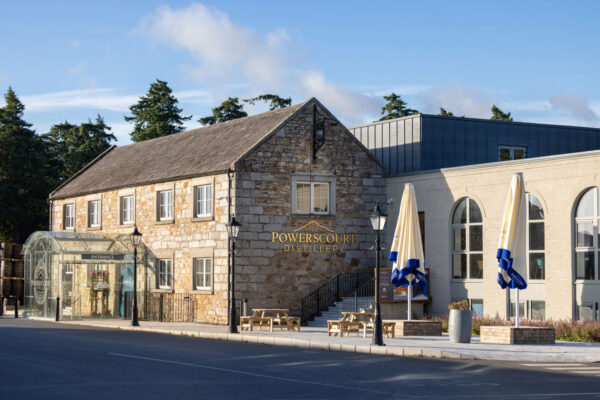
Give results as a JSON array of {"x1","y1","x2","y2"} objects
[
  {"x1": 549, "y1": 94, "x2": 598, "y2": 123},
  {"x1": 136, "y1": 3, "x2": 384, "y2": 125},
  {"x1": 18, "y1": 88, "x2": 210, "y2": 113},
  {"x1": 301, "y1": 71, "x2": 382, "y2": 124},
  {"x1": 418, "y1": 81, "x2": 494, "y2": 118},
  {"x1": 137, "y1": 4, "x2": 290, "y2": 92}
]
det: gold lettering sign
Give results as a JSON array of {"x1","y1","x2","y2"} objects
[{"x1": 271, "y1": 221, "x2": 356, "y2": 254}]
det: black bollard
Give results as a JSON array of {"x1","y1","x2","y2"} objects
[
  {"x1": 56, "y1": 297, "x2": 60, "y2": 321},
  {"x1": 0, "y1": 295, "x2": 3, "y2": 317},
  {"x1": 14, "y1": 295, "x2": 18, "y2": 319}
]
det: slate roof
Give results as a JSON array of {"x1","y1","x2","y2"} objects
[{"x1": 50, "y1": 99, "x2": 309, "y2": 200}]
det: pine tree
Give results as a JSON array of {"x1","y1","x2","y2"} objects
[
  {"x1": 45, "y1": 115, "x2": 116, "y2": 182},
  {"x1": 0, "y1": 88, "x2": 56, "y2": 242},
  {"x1": 379, "y1": 93, "x2": 418, "y2": 121},
  {"x1": 490, "y1": 105, "x2": 513, "y2": 121},
  {"x1": 124, "y1": 79, "x2": 191, "y2": 142},
  {"x1": 439, "y1": 107, "x2": 454, "y2": 116},
  {"x1": 199, "y1": 97, "x2": 248, "y2": 125},
  {"x1": 244, "y1": 94, "x2": 292, "y2": 110}
]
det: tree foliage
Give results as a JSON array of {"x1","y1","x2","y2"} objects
[
  {"x1": 490, "y1": 105, "x2": 513, "y2": 121},
  {"x1": 199, "y1": 97, "x2": 248, "y2": 125},
  {"x1": 244, "y1": 94, "x2": 292, "y2": 111},
  {"x1": 124, "y1": 79, "x2": 191, "y2": 142},
  {"x1": 439, "y1": 107, "x2": 454, "y2": 116},
  {"x1": 0, "y1": 88, "x2": 56, "y2": 242},
  {"x1": 44, "y1": 115, "x2": 116, "y2": 182},
  {"x1": 379, "y1": 93, "x2": 418, "y2": 121}
]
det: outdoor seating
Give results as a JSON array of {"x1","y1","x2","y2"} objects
[
  {"x1": 240, "y1": 309, "x2": 301, "y2": 332},
  {"x1": 327, "y1": 312, "x2": 372, "y2": 337}
]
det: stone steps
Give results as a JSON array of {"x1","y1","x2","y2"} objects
[{"x1": 307, "y1": 296, "x2": 374, "y2": 328}]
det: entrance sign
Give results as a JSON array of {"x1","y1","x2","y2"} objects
[
  {"x1": 82, "y1": 254, "x2": 126, "y2": 261},
  {"x1": 271, "y1": 221, "x2": 356, "y2": 253}
]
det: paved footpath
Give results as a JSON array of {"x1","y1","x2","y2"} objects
[{"x1": 15, "y1": 316, "x2": 598, "y2": 364}]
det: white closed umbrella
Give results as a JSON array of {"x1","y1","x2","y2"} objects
[
  {"x1": 389, "y1": 183, "x2": 426, "y2": 321},
  {"x1": 497, "y1": 173, "x2": 528, "y2": 327}
]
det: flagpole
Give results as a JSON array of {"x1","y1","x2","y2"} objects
[
  {"x1": 515, "y1": 289, "x2": 520, "y2": 328},
  {"x1": 407, "y1": 283, "x2": 412, "y2": 321}
]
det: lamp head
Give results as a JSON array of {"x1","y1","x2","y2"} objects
[{"x1": 131, "y1": 225, "x2": 142, "y2": 247}]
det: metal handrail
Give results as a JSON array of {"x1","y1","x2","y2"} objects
[{"x1": 300, "y1": 272, "x2": 373, "y2": 324}]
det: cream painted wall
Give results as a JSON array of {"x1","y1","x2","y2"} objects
[{"x1": 385, "y1": 150, "x2": 600, "y2": 320}]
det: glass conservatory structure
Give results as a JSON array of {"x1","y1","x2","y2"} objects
[{"x1": 23, "y1": 231, "x2": 148, "y2": 320}]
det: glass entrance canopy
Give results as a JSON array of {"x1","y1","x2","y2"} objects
[{"x1": 23, "y1": 231, "x2": 148, "y2": 320}]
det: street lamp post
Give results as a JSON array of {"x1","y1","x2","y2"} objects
[
  {"x1": 369, "y1": 204, "x2": 387, "y2": 346},
  {"x1": 130, "y1": 226, "x2": 142, "y2": 327},
  {"x1": 226, "y1": 216, "x2": 241, "y2": 334}
]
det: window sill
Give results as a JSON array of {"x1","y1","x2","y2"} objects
[
  {"x1": 191, "y1": 289, "x2": 213, "y2": 295},
  {"x1": 153, "y1": 288, "x2": 173, "y2": 293},
  {"x1": 86, "y1": 226, "x2": 102, "y2": 231},
  {"x1": 120, "y1": 222, "x2": 135, "y2": 226},
  {"x1": 451, "y1": 279, "x2": 484, "y2": 283},
  {"x1": 155, "y1": 220, "x2": 174, "y2": 225},
  {"x1": 575, "y1": 280, "x2": 600, "y2": 284},
  {"x1": 291, "y1": 214, "x2": 336, "y2": 219},
  {"x1": 192, "y1": 216, "x2": 213, "y2": 223}
]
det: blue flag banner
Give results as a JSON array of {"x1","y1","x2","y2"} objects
[{"x1": 496, "y1": 248, "x2": 527, "y2": 290}]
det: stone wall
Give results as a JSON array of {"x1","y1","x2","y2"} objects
[
  {"x1": 234, "y1": 101, "x2": 386, "y2": 315},
  {"x1": 50, "y1": 173, "x2": 231, "y2": 324}
]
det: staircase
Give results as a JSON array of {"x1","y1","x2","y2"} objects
[{"x1": 307, "y1": 296, "x2": 375, "y2": 328}]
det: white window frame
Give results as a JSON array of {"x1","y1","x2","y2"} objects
[
  {"x1": 120, "y1": 195, "x2": 135, "y2": 225},
  {"x1": 158, "y1": 259, "x2": 172, "y2": 289},
  {"x1": 64, "y1": 203, "x2": 74, "y2": 230},
  {"x1": 88, "y1": 200, "x2": 101, "y2": 228},
  {"x1": 574, "y1": 187, "x2": 599, "y2": 281},
  {"x1": 451, "y1": 198, "x2": 483, "y2": 280},
  {"x1": 526, "y1": 193, "x2": 545, "y2": 281},
  {"x1": 193, "y1": 258, "x2": 212, "y2": 290},
  {"x1": 194, "y1": 184, "x2": 212, "y2": 218},
  {"x1": 295, "y1": 181, "x2": 329, "y2": 215},
  {"x1": 158, "y1": 190, "x2": 173, "y2": 221},
  {"x1": 498, "y1": 145, "x2": 527, "y2": 161}
]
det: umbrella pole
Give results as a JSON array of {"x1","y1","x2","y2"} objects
[
  {"x1": 407, "y1": 284, "x2": 412, "y2": 321},
  {"x1": 515, "y1": 289, "x2": 520, "y2": 328}
]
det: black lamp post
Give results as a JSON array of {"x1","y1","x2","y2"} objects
[
  {"x1": 369, "y1": 204, "x2": 387, "y2": 346},
  {"x1": 130, "y1": 225, "x2": 142, "y2": 327},
  {"x1": 226, "y1": 216, "x2": 241, "y2": 334}
]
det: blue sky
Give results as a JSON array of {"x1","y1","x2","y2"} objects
[{"x1": 1, "y1": 1, "x2": 599, "y2": 144}]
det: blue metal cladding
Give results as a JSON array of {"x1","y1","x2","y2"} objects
[{"x1": 348, "y1": 115, "x2": 600, "y2": 176}]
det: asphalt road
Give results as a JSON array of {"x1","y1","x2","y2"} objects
[{"x1": 0, "y1": 319, "x2": 599, "y2": 400}]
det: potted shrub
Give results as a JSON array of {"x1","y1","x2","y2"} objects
[{"x1": 448, "y1": 300, "x2": 472, "y2": 343}]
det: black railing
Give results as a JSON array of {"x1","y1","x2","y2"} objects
[
  {"x1": 300, "y1": 272, "x2": 373, "y2": 324},
  {"x1": 341, "y1": 278, "x2": 375, "y2": 314},
  {"x1": 123, "y1": 292, "x2": 198, "y2": 323}
]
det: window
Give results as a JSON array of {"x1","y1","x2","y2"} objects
[
  {"x1": 87, "y1": 200, "x2": 100, "y2": 227},
  {"x1": 530, "y1": 300, "x2": 545, "y2": 320},
  {"x1": 296, "y1": 182, "x2": 329, "y2": 214},
  {"x1": 470, "y1": 299, "x2": 483, "y2": 317},
  {"x1": 194, "y1": 185, "x2": 212, "y2": 218},
  {"x1": 120, "y1": 196, "x2": 134, "y2": 225},
  {"x1": 157, "y1": 190, "x2": 173, "y2": 221},
  {"x1": 158, "y1": 259, "x2": 172, "y2": 289},
  {"x1": 577, "y1": 303, "x2": 596, "y2": 321},
  {"x1": 527, "y1": 194, "x2": 545, "y2": 280},
  {"x1": 63, "y1": 204, "x2": 74, "y2": 229},
  {"x1": 193, "y1": 258, "x2": 211, "y2": 290},
  {"x1": 451, "y1": 198, "x2": 483, "y2": 279},
  {"x1": 499, "y1": 145, "x2": 527, "y2": 161},
  {"x1": 575, "y1": 187, "x2": 600, "y2": 280}
]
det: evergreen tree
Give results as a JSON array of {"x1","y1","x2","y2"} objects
[
  {"x1": 379, "y1": 93, "x2": 418, "y2": 121},
  {"x1": 244, "y1": 94, "x2": 292, "y2": 110},
  {"x1": 124, "y1": 79, "x2": 191, "y2": 142},
  {"x1": 0, "y1": 88, "x2": 56, "y2": 242},
  {"x1": 45, "y1": 115, "x2": 116, "y2": 182},
  {"x1": 490, "y1": 105, "x2": 513, "y2": 121},
  {"x1": 199, "y1": 97, "x2": 248, "y2": 125},
  {"x1": 439, "y1": 107, "x2": 454, "y2": 116}
]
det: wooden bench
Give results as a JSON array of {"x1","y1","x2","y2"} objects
[
  {"x1": 243, "y1": 309, "x2": 300, "y2": 332},
  {"x1": 240, "y1": 316, "x2": 272, "y2": 331},
  {"x1": 360, "y1": 321, "x2": 396, "y2": 338}
]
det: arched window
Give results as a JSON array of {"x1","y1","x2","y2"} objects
[
  {"x1": 575, "y1": 188, "x2": 598, "y2": 280},
  {"x1": 451, "y1": 198, "x2": 483, "y2": 279},
  {"x1": 527, "y1": 193, "x2": 545, "y2": 280}
]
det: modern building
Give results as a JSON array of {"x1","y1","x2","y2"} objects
[
  {"x1": 350, "y1": 116, "x2": 600, "y2": 321},
  {"x1": 25, "y1": 98, "x2": 386, "y2": 323}
]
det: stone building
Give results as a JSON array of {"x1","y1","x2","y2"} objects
[{"x1": 42, "y1": 98, "x2": 385, "y2": 323}]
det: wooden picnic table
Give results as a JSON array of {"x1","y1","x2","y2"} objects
[
  {"x1": 240, "y1": 308, "x2": 301, "y2": 332},
  {"x1": 328, "y1": 312, "x2": 395, "y2": 338}
]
